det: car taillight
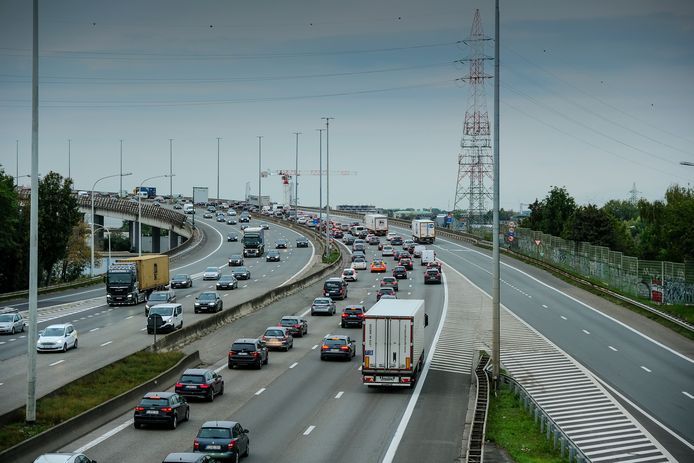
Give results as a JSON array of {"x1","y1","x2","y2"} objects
[
  {"x1": 293, "y1": 324, "x2": 301, "y2": 328},
  {"x1": 194, "y1": 439, "x2": 199, "y2": 450},
  {"x1": 135, "y1": 406, "x2": 145, "y2": 411},
  {"x1": 175, "y1": 383, "x2": 183, "y2": 388},
  {"x1": 261, "y1": 335, "x2": 267, "y2": 341},
  {"x1": 321, "y1": 345, "x2": 329, "y2": 350},
  {"x1": 160, "y1": 407, "x2": 173, "y2": 412},
  {"x1": 340, "y1": 345, "x2": 350, "y2": 351},
  {"x1": 199, "y1": 384, "x2": 210, "y2": 389},
  {"x1": 251, "y1": 351, "x2": 259, "y2": 357},
  {"x1": 228, "y1": 439, "x2": 237, "y2": 450},
  {"x1": 229, "y1": 351, "x2": 236, "y2": 357},
  {"x1": 341, "y1": 313, "x2": 348, "y2": 318},
  {"x1": 357, "y1": 313, "x2": 364, "y2": 318}
]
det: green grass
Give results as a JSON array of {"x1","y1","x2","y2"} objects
[
  {"x1": 322, "y1": 249, "x2": 341, "y2": 264},
  {"x1": 0, "y1": 350, "x2": 184, "y2": 452},
  {"x1": 486, "y1": 385, "x2": 565, "y2": 463}
]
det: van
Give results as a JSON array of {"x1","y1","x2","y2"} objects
[
  {"x1": 421, "y1": 250, "x2": 436, "y2": 266},
  {"x1": 183, "y1": 203, "x2": 194, "y2": 214},
  {"x1": 413, "y1": 245, "x2": 426, "y2": 258},
  {"x1": 146, "y1": 303, "x2": 183, "y2": 333},
  {"x1": 323, "y1": 277, "x2": 348, "y2": 300}
]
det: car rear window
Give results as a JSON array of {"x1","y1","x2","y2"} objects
[
  {"x1": 324, "y1": 281, "x2": 342, "y2": 289},
  {"x1": 180, "y1": 375, "x2": 205, "y2": 384},
  {"x1": 265, "y1": 329, "x2": 285, "y2": 336},
  {"x1": 281, "y1": 319, "x2": 298, "y2": 325},
  {"x1": 140, "y1": 398, "x2": 169, "y2": 406},
  {"x1": 198, "y1": 427, "x2": 232, "y2": 439},
  {"x1": 231, "y1": 343, "x2": 256, "y2": 351},
  {"x1": 323, "y1": 339, "x2": 346, "y2": 347},
  {"x1": 344, "y1": 308, "x2": 363, "y2": 314}
]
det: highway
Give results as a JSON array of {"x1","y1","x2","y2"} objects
[{"x1": 0, "y1": 215, "x2": 315, "y2": 416}]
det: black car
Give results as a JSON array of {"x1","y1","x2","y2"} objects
[
  {"x1": 332, "y1": 230, "x2": 344, "y2": 239},
  {"x1": 239, "y1": 215, "x2": 250, "y2": 223},
  {"x1": 228, "y1": 254, "x2": 244, "y2": 266},
  {"x1": 392, "y1": 266, "x2": 408, "y2": 279},
  {"x1": 231, "y1": 266, "x2": 251, "y2": 280},
  {"x1": 228, "y1": 338, "x2": 269, "y2": 369},
  {"x1": 341, "y1": 305, "x2": 366, "y2": 328},
  {"x1": 216, "y1": 275, "x2": 238, "y2": 290},
  {"x1": 175, "y1": 368, "x2": 224, "y2": 402},
  {"x1": 170, "y1": 274, "x2": 193, "y2": 289},
  {"x1": 194, "y1": 421, "x2": 250, "y2": 461},
  {"x1": 393, "y1": 250, "x2": 407, "y2": 261},
  {"x1": 390, "y1": 236, "x2": 404, "y2": 246},
  {"x1": 424, "y1": 268, "x2": 442, "y2": 284},
  {"x1": 343, "y1": 234, "x2": 355, "y2": 245},
  {"x1": 320, "y1": 335, "x2": 356, "y2": 361},
  {"x1": 275, "y1": 239, "x2": 288, "y2": 249},
  {"x1": 399, "y1": 257, "x2": 414, "y2": 270},
  {"x1": 226, "y1": 218, "x2": 238, "y2": 225},
  {"x1": 194, "y1": 292, "x2": 223, "y2": 313},
  {"x1": 296, "y1": 237, "x2": 309, "y2": 248},
  {"x1": 227, "y1": 233, "x2": 238, "y2": 242},
  {"x1": 266, "y1": 250, "x2": 281, "y2": 262},
  {"x1": 134, "y1": 392, "x2": 189, "y2": 429}
]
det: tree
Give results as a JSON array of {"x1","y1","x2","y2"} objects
[
  {"x1": 519, "y1": 186, "x2": 576, "y2": 236},
  {"x1": 0, "y1": 169, "x2": 21, "y2": 292},
  {"x1": 59, "y1": 222, "x2": 92, "y2": 282},
  {"x1": 602, "y1": 199, "x2": 639, "y2": 221},
  {"x1": 662, "y1": 185, "x2": 694, "y2": 261},
  {"x1": 562, "y1": 204, "x2": 621, "y2": 249}
]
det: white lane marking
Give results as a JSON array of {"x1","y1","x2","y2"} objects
[
  {"x1": 223, "y1": 293, "x2": 229, "y2": 297},
  {"x1": 683, "y1": 391, "x2": 694, "y2": 399},
  {"x1": 608, "y1": 346, "x2": 618, "y2": 351},
  {"x1": 542, "y1": 304, "x2": 548, "y2": 308},
  {"x1": 8, "y1": 339, "x2": 16, "y2": 342},
  {"x1": 357, "y1": 365, "x2": 362, "y2": 371},
  {"x1": 582, "y1": 329, "x2": 590, "y2": 335},
  {"x1": 100, "y1": 341, "x2": 112, "y2": 347},
  {"x1": 140, "y1": 327, "x2": 146, "y2": 331},
  {"x1": 0, "y1": 382, "x2": 3, "y2": 386},
  {"x1": 312, "y1": 344, "x2": 318, "y2": 350},
  {"x1": 89, "y1": 328, "x2": 99, "y2": 332},
  {"x1": 125, "y1": 315, "x2": 134, "y2": 320},
  {"x1": 560, "y1": 315, "x2": 567, "y2": 320},
  {"x1": 185, "y1": 294, "x2": 192, "y2": 298},
  {"x1": 262, "y1": 275, "x2": 267, "y2": 278},
  {"x1": 641, "y1": 366, "x2": 652, "y2": 373},
  {"x1": 407, "y1": 292, "x2": 411, "y2": 296},
  {"x1": 72, "y1": 319, "x2": 78, "y2": 322},
  {"x1": 243, "y1": 284, "x2": 248, "y2": 288},
  {"x1": 255, "y1": 388, "x2": 266, "y2": 395},
  {"x1": 214, "y1": 364, "x2": 226, "y2": 373},
  {"x1": 382, "y1": 269, "x2": 449, "y2": 463},
  {"x1": 359, "y1": 300, "x2": 364, "y2": 304},
  {"x1": 74, "y1": 419, "x2": 133, "y2": 453},
  {"x1": 335, "y1": 391, "x2": 344, "y2": 399},
  {"x1": 289, "y1": 362, "x2": 298, "y2": 369},
  {"x1": 49, "y1": 360, "x2": 65, "y2": 366},
  {"x1": 0, "y1": 342, "x2": 5, "y2": 345},
  {"x1": 303, "y1": 425, "x2": 316, "y2": 435}
]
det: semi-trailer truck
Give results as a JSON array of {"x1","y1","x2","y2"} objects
[
  {"x1": 362, "y1": 299, "x2": 428, "y2": 387},
  {"x1": 242, "y1": 227, "x2": 265, "y2": 257},
  {"x1": 106, "y1": 255, "x2": 170, "y2": 306},
  {"x1": 412, "y1": 219, "x2": 436, "y2": 244},
  {"x1": 364, "y1": 214, "x2": 388, "y2": 236}
]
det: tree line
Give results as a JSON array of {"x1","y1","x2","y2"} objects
[{"x1": 519, "y1": 184, "x2": 693, "y2": 262}]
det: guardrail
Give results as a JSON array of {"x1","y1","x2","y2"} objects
[
  {"x1": 466, "y1": 352, "x2": 490, "y2": 463},
  {"x1": 498, "y1": 373, "x2": 589, "y2": 463}
]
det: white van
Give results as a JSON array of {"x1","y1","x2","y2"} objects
[
  {"x1": 421, "y1": 250, "x2": 436, "y2": 266},
  {"x1": 413, "y1": 245, "x2": 426, "y2": 258},
  {"x1": 183, "y1": 203, "x2": 195, "y2": 214},
  {"x1": 146, "y1": 303, "x2": 183, "y2": 334}
]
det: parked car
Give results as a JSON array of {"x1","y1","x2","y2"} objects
[
  {"x1": 262, "y1": 326, "x2": 294, "y2": 351},
  {"x1": 216, "y1": 275, "x2": 238, "y2": 290},
  {"x1": 175, "y1": 368, "x2": 224, "y2": 402},
  {"x1": 194, "y1": 292, "x2": 223, "y2": 313},
  {"x1": 133, "y1": 391, "x2": 189, "y2": 429},
  {"x1": 228, "y1": 338, "x2": 268, "y2": 369},
  {"x1": 231, "y1": 266, "x2": 251, "y2": 280},
  {"x1": 193, "y1": 421, "x2": 250, "y2": 461},
  {"x1": 320, "y1": 335, "x2": 356, "y2": 361},
  {"x1": 36, "y1": 323, "x2": 78, "y2": 352},
  {"x1": 0, "y1": 309, "x2": 25, "y2": 335},
  {"x1": 202, "y1": 266, "x2": 221, "y2": 280},
  {"x1": 145, "y1": 289, "x2": 177, "y2": 316},
  {"x1": 228, "y1": 254, "x2": 244, "y2": 266},
  {"x1": 170, "y1": 274, "x2": 193, "y2": 289},
  {"x1": 266, "y1": 250, "x2": 281, "y2": 262},
  {"x1": 278, "y1": 315, "x2": 309, "y2": 337},
  {"x1": 341, "y1": 305, "x2": 366, "y2": 328},
  {"x1": 311, "y1": 297, "x2": 336, "y2": 316}
]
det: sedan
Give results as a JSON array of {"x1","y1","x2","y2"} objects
[
  {"x1": 278, "y1": 316, "x2": 309, "y2": 337},
  {"x1": 194, "y1": 292, "x2": 223, "y2": 313},
  {"x1": 368, "y1": 236, "x2": 380, "y2": 246},
  {"x1": 231, "y1": 266, "x2": 251, "y2": 280},
  {"x1": 311, "y1": 297, "x2": 336, "y2": 316},
  {"x1": 296, "y1": 237, "x2": 309, "y2": 248},
  {"x1": 266, "y1": 250, "x2": 281, "y2": 262},
  {"x1": 376, "y1": 287, "x2": 396, "y2": 301},
  {"x1": 194, "y1": 421, "x2": 250, "y2": 461},
  {"x1": 392, "y1": 266, "x2": 408, "y2": 279},
  {"x1": 228, "y1": 254, "x2": 244, "y2": 266},
  {"x1": 262, "y1": 326, "x2": 294, "y2": 351},
  {"x1": 216, "y1": 275, "x2": 238, "y2": 290},
  {"x1": 175, "y1": 368, "x2": 224, "y2": 402},
  {"x1": 202, "y1": 266, "x2": 221, "y2": 280},
  {"x1": 203, "y1": 212, "x2": 214, "y2": 219},
  {"x1": 216, "y1": 215, "x2": 226, "y2": 223},
  {"x1": 36, "y1": 323, "x2": 78, "y2": 352},
  {"x1": 380, "y1": 276, "x2": 399, "y2": 291},
  {"x1": 170, "y1": 274, "x2": 193, "y2": 289},
  {"x1": 226, "y1": 218, "x2": 237, "y2": 225},
  {"x1": 320, "y1": 335, "x2": 356, "y2": 361},
  {"x1": 227, "y1": 233, "x2": 238, "y2": 242},
  {"x1": 133, "y1": 392, "x2": 189, "y2": 429},
  {"x1": 370, "y1": 260, "x2": 387, "y2": 273},
  {"x1": 275, "y1": 239, "x2": 288, "y2": 249}
]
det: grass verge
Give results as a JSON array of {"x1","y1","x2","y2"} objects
[
  {"x1": 486, "y1": 384, "x2": 564, "y2": 463},
  {"x1": 0, "y1": 350, "x2": 184, "y2": 452},
  {"x1": 322, "y1": 249, "x2": 341, "y2": 264}
]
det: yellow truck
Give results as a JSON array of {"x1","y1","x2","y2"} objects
[{"x1": 106, "y1": 255, "x2": 170, "y2": 306}]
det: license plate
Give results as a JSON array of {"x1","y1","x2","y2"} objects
[
  {"x1": 330, "y1": 349, "x2": 340, "y2": 352},
  {"x1": 207, "y1": 445, "x2": 221, "y2": 450},
  {"x1": 146, "y1": 410, "x2": 159, "y2": 414},
  {"x1": 238, "y1": 352, "x2": 248, "y2": 356},
  {"x1": 186, "y1": 385, "x2": 197, "y2": 389},
  {"x1": 377, "y1": 376, "x2": 397, "y2": 382}
]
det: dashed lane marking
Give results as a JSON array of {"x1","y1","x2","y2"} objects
[
  {"x1": 335, "y1": 391, "x2": 344, "y2": 399},
  {"x1": 303, "y1": 425, "x2": 316, "y2": 436},
  {"x1": 100, "y1": 341, "x2": 112, "y2": 347},
  {"x1": 49, "y1": 360, "x2": 65, "y2": 367},
  {"x1": 255, "y1": 388, "x2": 266, "y2": 395}
]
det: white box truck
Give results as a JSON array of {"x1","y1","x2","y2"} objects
[
  {"x1": 362, "y1": 299, "x2": 428, "y2": 387},
  {"x1": 364, "y1": 214, "x2": 388, "y2": 236},
  {"x1": 412, "y1": 219, "x2": 436, "y2": 244}
]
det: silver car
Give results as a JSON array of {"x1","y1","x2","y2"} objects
[
  {"x1": 311, "y1": 297, "x2": 336, "y2": 316},
  {"x1": 262, "y1": 326, "x2": 293, "y2": 351},
  {"x1": 0, "y1": 309, "x2": 25, "y2": 335},
  {"x1": 202, "y1": 266, "x2": 221, "y2": 280},
  {"x1": 33, "y1": 453, "x2": 96, "y2": 463}
]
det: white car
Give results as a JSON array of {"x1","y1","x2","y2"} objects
[
  {"x1": 386, "y1": 232, "x2": 397, "y2": 241},
  {"x1": 341, "y1": 268, "x2": 358, "y2": 282},
  {"x1": 33, "y1": 453, "x2": 96, "y2": 463},
  {"x1": 382, "y1": 245, "x2": 395, "y2": 256},
  {"x1": 37, "y1": 323, "x2": 78, "y2": 352},
  {"x1": 351, "y1": 259, "x2": 367, "y2": 270},
  {"x1": 202, "y1": 266, "x2": 221, "y2": 280},
  {"x1": 297, "y1": 217, "x2": 308, "y2": 225}
]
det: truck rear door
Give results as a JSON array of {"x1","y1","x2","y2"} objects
[{"x1": 388, "y1": 318, "x2": 410, "y2": 370}]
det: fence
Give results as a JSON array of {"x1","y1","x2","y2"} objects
[{"x1": 514, "y1": 227, "x2": 693, "y2": 305}]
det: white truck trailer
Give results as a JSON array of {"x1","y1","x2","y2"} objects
[
  {"x1": 362, "y1": 299, "x2": 428, "y2": 387},
  {"x1": 412, "y1": 219, "x2": 436, "y2": 244},
  {"x1": 364, "y1": 213, "x2": 388, "y2": 236}
]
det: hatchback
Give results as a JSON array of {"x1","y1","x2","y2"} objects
[
  {"x1": 175, "y1": 368, "x2": 224, "y2": 402},
  {"x1": 376, "y1": 287, "x2": 396, "y2": 301},
  {"x1": 341, "y1": 305, "x2": 366, "y2": 328},
  {"x1": 262, "y1": 326, "x2": 294, "y2": 351},
  {"x1": 399, "y1": 257, "x2": 414, "y2": 270},
  {"x1": 424, "y1": 268, "x2": 442, "y2": 284},
  {"x1": 0, "y1": 309, "x2": 25, "y2": 335},
  {"x1": 194, "y1": 421, "x2": 250, "y2": 462},
  {"x1": 320, "y1": 335, "x2": 356, "y2": 361},
  {"x1": 37, "y1": 323, "x2": 78, "y2": 352},
  {"x1": 380, "y1": 276, "x2": 399, "y2": 291},
  {"x1": 392, "y1": 266, "x2": 408, "y2": 279},
  {"x1": 133, "y1": 392, "x2": 189, "y2": 429},
  {"x1": 370, "y1": 260, "x2": 387, "y2": 273},
  {"x1": 311, "y1": 297, "x2": 336, "y2": 315},
  {"x1": 341, "y1": 268, "x2": 358, "y2": 282},
  {"x1": 278, "y1": 316, "x2": 309, "y2": 337},
  {"x1": 228, "y1": 338, "x2": 268, "y2": 369},
  {"x1": 381, "y1": 245, "x2": 394, "y2": 256}
]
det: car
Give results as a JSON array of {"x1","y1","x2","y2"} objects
[
  {"x1": 170, "y1": 274, "x2": 193, "y2": 289},
  {"x1": 368, "y1": 236, "x2": 380, "y2": 246},
  {"x1": 275, "y1": 239, "x2": 288, "y2": 249},
  {"x1": 207, "y1": 205, "x2": 217, "y2": 212},
  {"x1": 427, "y1": 260, "x2": 443, "y2": 271},
  {"x1": 228, "y1": 254, "x2": 244, "y2": 266},
  {"x1": 172, "y1": 203, "x2": 183, "y2": 210},
  {"x1": 145, "y1": 289, "x2": 177, "y2": 316},
  {"x1": 278, "y1": 315, "x2": 309, "y2": 337},
  {"x1": 311, "y1": 297, "x2": 336, "y2": 316},
  {"x1": 296, "y1": 237, "x2": 309, "y2": 248},
  {"x1": 320, "y1": 335, "x2": 356, "y2": 361},
  {"x1": 332, "y1": 230, "x2": 344, "y2": 239},
  {"x1": 341, "y1": 268, "x2": 358, "y2": 282},
  {"x1": 240, "y1": 223, "x2": 249, "y2": 231},
  {"x1": 33, "y1": 453, "x2": 97, "y2": 463},
  {"x1": 147, "y1": 303, "x2": 184, "y2": 333},
  {"x1": 352, "y1": 242, "x2": 366, "y2": 253},
  {"x1": 266, "y1": 250, "x2": 281, "y2": 262},
  {"x1": 390, "y1": 236, "x2": 404, "y2": 246},
  {"x1": 228, "y1": 338, "x2": 268, "y2": 369},
  {"x1": 341, "y1": 305, "x2": 366, "y2": 328},
  {"x1": 262, "y1": 326, "x2": 294, "y2": 351},
  {"x1": 153, "y1": 201, "x2": 161, "y2": 207},
  {"x1": 216, "y1": 275, "x2": 238, "y2": 290},
  {"x1": 175, "y1": 368, "x2": 224, "y2": 402},
  {"x1": 403, "y1": 239, "x2": 415, "y2": 249},
  {"x1": 413, "y1": 245, "x2": 426, "y2": 258},
  {"x1": 202, "y1": 266, "x2": 221, "y2": 280},
  {"x1": 392, "y1": 266, "x2": 408, "y2": 279},
  {"x1": 380, "y1": 276, "x2": 399, "y2": 291},
  {"x1": 231, "y1": 266, "x2": 251, "y2": 280},
  {"x1": 133, "y1": 391, "x2": 189, "y2": 429},
  {"x1": 342, "y1": 234, "x2": 355, "y2": 245},
  {"x1": 162, "y1": 453, "x2": 216, "y2": 463},
  {"x1": 386, "y1": 232, "x2": 397, "y2": 241},
  {"x1": 203, "y1": 212, "x2": 214, "y2": 219},
  {"x1": 376, "y1": 287, "x2": 396, "y2": 301},
  {"x1": 351, "y1": 257, "x2": 367, "y2": 270},
  {"x1": 260, "y1": 223, "x2": 270, "y2": 230},
  {"x1": 226, "y1": 218, "x2": 238, "y2": 225},
  {"x1": 323, "y1": 277, "x2": 348, "y2": 299},
  {"x1": 195, "y1": 292, "x2": 223, "y2": 313},
  {"x1": 399, "y1": 257, "x2": 414, "y2": 270},
  {"x1": 36, "y1": 323, "x2": 78, "y2": 352},
  {"x1": 393, "y1": 250, "x2": 407, "y2": 261},
  {"x1": 379, "y1": 294, "x2": 397, "y2": 300},
  {"x1": 227, "y1": 233, "x2": 238, "y2": 242},
  {"x1": 193, "y1": 421, "x2": 250, "y2": 461},
  {"x1": 424, "y1": 268, "x2": 442, "y2": 284},
  {"x1": 216, "y1": 215, "x2": 226, "y2": 222},
  {"x1": 0, "y1": 309, "x2": 25, "y2": 335},
  {"x1": 351, "y1": 250, "x2": 366, "y2": 262},
  {"x1": 239, "y1": 215, "x2": 250, "y2": 223},
  {"x1": 381, "y1": 245, "x2": 394, "y2": 256},
  {"x1": 297, "y1": 217, "x2": 308, "y2": 225},
  {"x1": 370, "y1": 260, "x2": 387, "y2": 273}
]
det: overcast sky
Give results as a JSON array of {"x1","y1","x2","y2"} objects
[{"x1": 0, "y1": 0, "x2": 692, "y2": 211}]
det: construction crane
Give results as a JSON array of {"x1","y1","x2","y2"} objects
[{"x1": 263, "y1": 169, "x2": 358, "y2": 207}]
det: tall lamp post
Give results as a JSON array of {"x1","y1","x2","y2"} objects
[
  {"x1": 138, "y1": 174, "x2": 172, "y2": 256},
  {"x1": 316, "y1": 128, "x2": 324, "y2": 254},
  {"x1": 293, "y1": 132, "x2": 301, "y2": 212},
  {"x1": 90, "y1": 223, "x2": 112, "y2": 271},
  {"x1": 257, "y1": 136, "x2": 263, "y2": 209},
  {"x1": 91, "y1": 172, "x2": 131, "y2": 276},
  {"x1": 216, "y1": 137, "x2": 221, "y2": 203},
  {"x1": 322, "y1": 117, "x2": 333, "y2": 256}
]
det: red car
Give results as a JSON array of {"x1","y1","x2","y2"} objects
[
  {"x1": 424, "y1": 268, "x2": 442, "y2": 284},
  {"x1": 399, "y1": 257, "x2": 413, "y2": 270}
]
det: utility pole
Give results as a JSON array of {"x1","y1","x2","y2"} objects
[
  {"x1": 322, "y1": 117, "x2": 333, "y2": 256},
  {"x1": 317, "y1": 129, "x2": 324, "y2": 234},
  {"x1": 216, "y1": 137, "x2": 221, "y2": 203},
  {"x1": 294, "y1": 132, "x2": 301, "y2": 212},
  {"x1": 491, "y1": 0, "x2": 501, "y2": 389},
  {"x1": 257, "y1": 136, "x2": 263, "y2": 209},
  {"x1": 119, "y1": 139, "x2": 123, "y2": 197},
  {"x1": 15, "y1": 139, "x2": 19, "y2": 187},
  {"x1": 169, "y1": 139, "x2": 173, "y2": 201},
  {"x1": 68, "y1": 139, "x2": 71, "y2": 180}
]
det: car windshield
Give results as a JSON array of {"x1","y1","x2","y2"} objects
[
  {"x1": 265, "y1": 329, "x2": 285, "y2": 336},
  {"x1": 198, "y1": 427, "x2": 231, "y2": 439},
  {"x1": 42, "y1": 327, "x2": 65, "y2": 336},
  {"x1": 149, "y1": 307, "x2": 173, "y2": 316},
  {"x1": 0, "y1": 314, "x2": 14, "y2": 322},
  {"x1": 383, "y1": 278, "x2": 395, "y2": 283},
  {"x1": 107, "y1": 273, "x2": 132, "y2": 284},
  {"x1": 231, "y1": 343, "x2": 256, "y2": 351},
  {"x1": 172, "y1": 274, "x2": 188, "y2": 280},
  {"x1": 149, "y1": 293, "x2": 168, "y2": 301},
  {"x1": 179, "y1": 374, "x2": 205, "y2": 384},
  {"x1": 220, "y1": 276, "x2": 234, "y2": 281},
  {"x1": 353, "y1": 257, "x2": 365, "y2": 262},
  {"x1": 205, "y1": 267, "x2": 217, "y2": 272},
  {"x1": 343, "y1": 270, "x2": 354, "y2": 275},
  {"x1": 323, "y1": 339, "x2": 347, "y2": 347},
  {"x1": 140, "y1": 398, "x2": 169, "y2": 406},
  {"x1": 234, "y1": 267, "x2": 248, "y2": 273},
  {"x1": 380, "y1": 288, "x2": 394, "y2": 294},
  {"x1": 198, "y1": 293, "x2": 215, "y2": 300},
  {"x1": 268, "y1": 251, "x2": 279, "y2": 255},
  {"x1": 395, "y1": 267, "x2": 406, "y2": 271}
]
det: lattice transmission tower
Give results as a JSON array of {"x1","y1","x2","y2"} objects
[{"x1": 453, "y1": 9, "x2": 494, "y2": 227}]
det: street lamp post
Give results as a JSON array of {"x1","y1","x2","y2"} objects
[
  {"x1": 91, "y1": 172, "x2": 131, "y2": 277},
  {"x1": 257, "y1": 136, "x2": 263, "y2": 209},
  {"x1": 138, "y1": 174, "x2": 172, "y2": 256},
  {"x1": 169, "y1": 139, "x2": 174, "y2": 202},
  {"x1": 322, "y1": 117, "x2": 333, "y2": 256},
  {"x1": 216, "y1": 137, "x2": 221, "y2": 203},
  {"x1": 316, "y1": 128, "x2": 324, "y2": 253},
  {"x1": 90, "y1": 223, "x2": 112, "y2": 271},
  {"x1": 68, "y1": 139, "x2": 71, "y2": 180},
  {"x1": 294, "y1": 132, "x2": 301, "y2": 213}
]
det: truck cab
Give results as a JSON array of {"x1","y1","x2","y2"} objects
[{"x1": 242, "y1": 227, "x2": 265, "y2": 257}]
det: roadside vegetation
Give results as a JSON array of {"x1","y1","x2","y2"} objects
[
  {"x1": 322, "y1": 248, "x2": 341, "y2": 264},
  {"x1": 0, "y1": 350, "x2": 183, "y2": 452},
  {"x1": 486, "y1": 384, "x2": 564, "y2": 463}
]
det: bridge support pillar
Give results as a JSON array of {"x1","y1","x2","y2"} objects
[
  {"x1": 151, "y1": 227, "x2": 161, "y2": 253},
  {"x1": 129, "y1": 221, "x2": 138, "y2": 252},
  {"x1": 169, "y1": 231, "x2": 179, "y2": 249},
  {"x1": 94, "y1": 214, "x2": 105, "y2": 250}
]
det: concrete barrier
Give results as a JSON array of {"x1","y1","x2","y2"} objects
[{"x1": 0, "y1": 351, "x2": 201, "y2": 463}]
